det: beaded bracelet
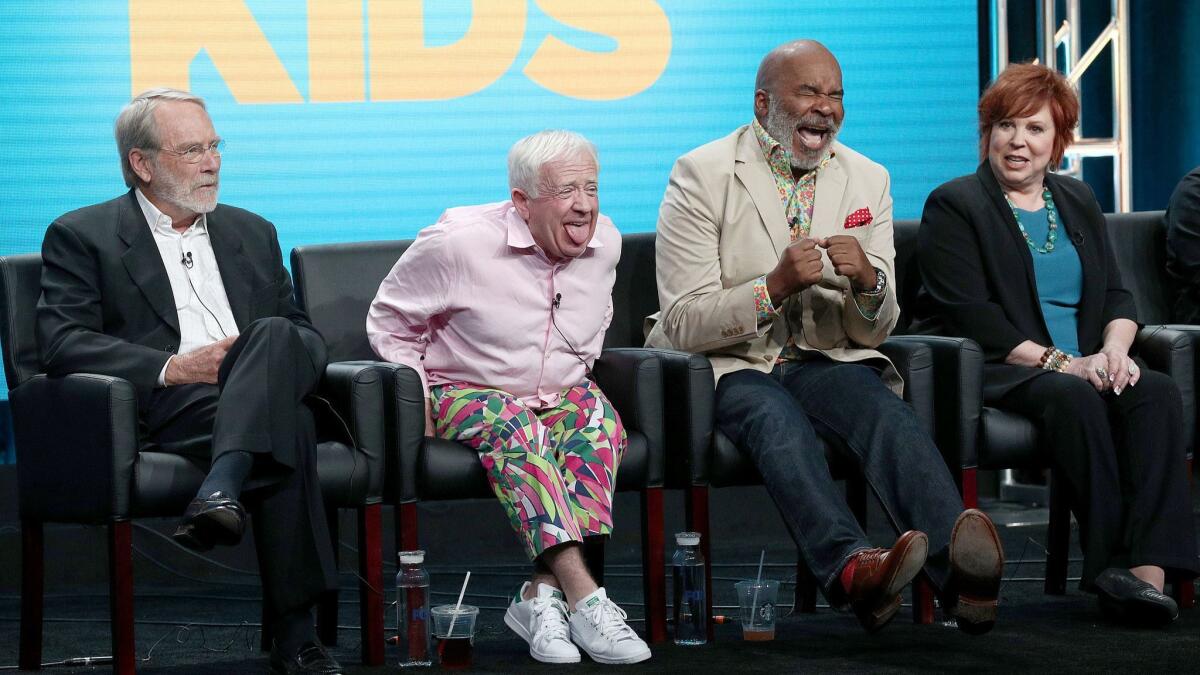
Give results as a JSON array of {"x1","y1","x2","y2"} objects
[{"x1": 1039, "y1": 346, "x2": 1072, "y2": 373}]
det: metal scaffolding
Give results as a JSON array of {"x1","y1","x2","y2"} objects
[{"x1": 992, "y1": 0, "x2": 1133, "y2": 212}]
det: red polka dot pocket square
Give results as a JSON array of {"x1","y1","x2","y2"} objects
[{"x1": 844, "y1": 207, "x2": 873, "y2": 229}]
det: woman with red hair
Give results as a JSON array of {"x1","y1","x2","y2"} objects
[{"x1": 911, "y1": 63, "x2": 1197, "y2": 626}]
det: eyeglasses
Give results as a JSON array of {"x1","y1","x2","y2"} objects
[{"x1": 158, "y1": 139, "x2": 224, "y2": 163}]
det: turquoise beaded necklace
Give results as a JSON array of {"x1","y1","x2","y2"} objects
[{"x1": 1003, "y1": 185, "x2": 1059, "y2": 254}]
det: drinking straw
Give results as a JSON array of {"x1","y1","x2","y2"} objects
[
  {"x1": 446, "y1": 571, "x2": 471, "y2": 638},
  {"x1": 749, "y1": 549, "x2": 765, "y2": 628}
]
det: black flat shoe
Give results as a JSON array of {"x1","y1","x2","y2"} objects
[
  {"x1": 172, "y1": 491, "x2": 246, "y2": 551},
  {"x1": 269, "y1": 640, "x2": 343, "y2": 674},
  {"x1": 1094, "y1": 567, "x2": 1178, "y2": 627}
]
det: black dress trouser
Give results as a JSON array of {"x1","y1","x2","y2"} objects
[
  {"x1": 139, "y1": 317, "x2": 338, "y2": 619},
  {"x1": 993, "y1": 368, "x2": 1199, "y2": 589}
]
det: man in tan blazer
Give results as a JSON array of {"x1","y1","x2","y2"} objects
[{"x1": 647, "y1": 40, "x2": 1003, "y2": 635}]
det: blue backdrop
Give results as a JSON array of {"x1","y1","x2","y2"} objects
[{"x1": 0, "y1": 1, "x2": 979, "y2": 406}]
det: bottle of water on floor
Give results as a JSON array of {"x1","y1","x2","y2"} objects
[
  {"x1": 672, "y1": 532, "x2": 708, "y2": 645},
  {"x1": 397, "y1": 550, "x2": 432, "y2": 667}
]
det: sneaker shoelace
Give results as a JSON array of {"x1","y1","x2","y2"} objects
[
  {"x1": 530, "y1": 595, "x2": 571, "y2": 646},
  {"x1": 581, "y1": 598, "x2": 638, "y2": 643}
]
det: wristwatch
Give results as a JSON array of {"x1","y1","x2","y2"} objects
[{"x1": 855, "y1": 267, "x2": 886, "y2": 294}]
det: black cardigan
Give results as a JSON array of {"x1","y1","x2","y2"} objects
[{"x1": 910, "y1": 161, "x2": 1139, "y2": 400}]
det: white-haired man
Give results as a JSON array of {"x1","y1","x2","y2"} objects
[
  {"x1": 37, "y1": 89, "x2": 342, "y2": 673},
  {"x1": 368, "y1": 130, "x2": 651, "y2": 665}
]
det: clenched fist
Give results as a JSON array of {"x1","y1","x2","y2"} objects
[
  {"x1": 165, "y1": 336, "x2": 237, "y2": 385},
  {"x1": 765, "y1": 237, "x2": 824, "y2": 302},
  {"x1": 818, "y1": 235, "x2": 876, "y2": 290}
]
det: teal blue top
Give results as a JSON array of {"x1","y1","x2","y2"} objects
[{"x1": 1019, "y1": 207, "x2": 1083, "y2": 356}]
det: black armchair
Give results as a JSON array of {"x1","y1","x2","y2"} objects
[
  {"x1": 896, "y1": 214, "x2": 1195, "y2": 607},
  {"x1": 289, "y1": 240, "x2": 669, "y2": 643},
  {"x1": 608, "y1": 233, "x2": 980, "y2": 637},
  {"x1": 0, "y1": 254, "x2": 387, "y2": 673}
]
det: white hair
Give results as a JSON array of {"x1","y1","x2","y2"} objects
[
  {"x1": 507, "y1": 130, "x2": 599, "y2": 198},
  {"x1": 115, "y1": 88, "x2": 207, "y2": 188}
]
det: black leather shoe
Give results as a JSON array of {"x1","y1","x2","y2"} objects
[
  {"x1": 1094, "y1": 567, "x2": 1178, "y2": 627},
  {"x1": 269, "y1": 641, "x2": 344, "y2": 674},
  {"x1": 945, "y1": 509, "x2": 1004, "y2": 635},
  {"x1": 172, "y1": 491, "x2": 245, "y2": 551}
]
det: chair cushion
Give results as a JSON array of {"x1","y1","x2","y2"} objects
[
  {"x1": 978, "y1": 407, "x2": 1044, "y2": 470},
  {"x1": 131, "y1": 442, "x2": 371, "y2": 517},
  {"x1": 417, "y1": 431, "x2": 649, "y2": 501},
  {"x1": 708, "y1": 430, "x2": 851, "y2": 488}
]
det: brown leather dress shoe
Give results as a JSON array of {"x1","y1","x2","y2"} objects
[
  {"x1": 945, "y1": 508, "x2": 1004, "y2": 635},
  {"x1": 843, "y1": 530, "x2": 929, "y2": 632}
]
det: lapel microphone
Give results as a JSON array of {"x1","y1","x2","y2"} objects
[
  {"x1": 553, "y1": 292, "x2": 562, "y2": 309},
  {"x1": 181, "y1": 251, "x2": 194, "y2": 269}
]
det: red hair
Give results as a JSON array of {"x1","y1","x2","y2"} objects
[{"x1": 978, "y1": 63, "x2": 1080, "y2": 166}]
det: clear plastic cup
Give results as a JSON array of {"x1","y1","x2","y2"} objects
[
  {"x1": 735, "y1": 579, "x2": 779, "y2": 641},
  {"x1": 430, "y1": 604, "x2": 478, "y2": 670}
]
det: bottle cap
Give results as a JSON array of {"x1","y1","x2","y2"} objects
[
  {"x1": 674, "y1": 532, "x2": 701, "y2": 546},
  {"x1": 398, "y1": 550, "x2": 425, "y2": 564}
]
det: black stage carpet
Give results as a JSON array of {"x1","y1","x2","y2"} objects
[{"x1": 1, "y1": 478, "x2": 1197, "y2": 673}]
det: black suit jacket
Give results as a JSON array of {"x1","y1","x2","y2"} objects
[
  {"x1": 910, "y1": 162, "x2": 1138, "y2": 399},
  {"x1": 36, "y1": 190, "x2": 325, "y2": 407},
  {"x1": 1166, "y1": 165, "x2": 1200, "y2": 324}
]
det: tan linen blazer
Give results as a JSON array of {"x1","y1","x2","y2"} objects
[{"x1": 644, "y1": 125, "x2": 902, "y2": 393}]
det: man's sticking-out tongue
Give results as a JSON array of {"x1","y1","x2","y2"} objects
[{"x1": 565, "y1": 221, "x2": 590, "y2": 245}]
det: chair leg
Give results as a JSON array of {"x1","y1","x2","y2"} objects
[
  {"x1": 960, "y1": 467, "x2": 978, "y2": 509},
  {"x1": 19, "y1": 519, "x2": 44, "y2": 671},
  {"x1": 108, "y1": 521, "x2": 136, "y2": 675},
  {"x1": 583, "y1": 535, "x2": 606, "y2": 587},
  {"x1": 1044, "y1": 474, "x2": 1070, "y2": 596},
  {"x1": 397, "y1": 502, "x2": 420, "y2": 554},
  {"x1": 794, "y1": 557, "x2": 817, "y2": 613},
  {"x1": 317, "y1": 506, "x2": 340, "y2": 647},
  {"x1": 640, "y1": 487, "x2": 667, "y2": 643},
  {"x1": 1171, "y1": 575, "x2": 1196, "y2": 609},
  {"x1": 684, "y1": 485, "x2": 714, "y2": 642},
  {"x1": 911, "y1": 577, "x2": 936, "y2": 624},
  {"x1": 358, "y1": 505, "x2": 385, "y2": 665}
]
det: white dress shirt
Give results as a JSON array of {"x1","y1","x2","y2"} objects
[{"x1": 135, "y1": 189, "x2": 239, "y2": 385}]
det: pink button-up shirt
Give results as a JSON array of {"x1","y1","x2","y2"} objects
[{"x1": 367, "y1": 201, "x2": 620, "y2": 409}]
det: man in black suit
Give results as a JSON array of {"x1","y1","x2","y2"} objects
[
  {"x1": 1166, "y1": 165, "x2": 1200, "y2": 324},
  {"x1": 36, "y1": 88, "x2": 342, "y2": 674}
]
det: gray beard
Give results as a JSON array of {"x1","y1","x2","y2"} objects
[
  {"x1": 764, "y1": 98, "x2": 840, "y2": 171},
  {"x1": 150, "y1": 159, "x2": 218, "y2": 217}
]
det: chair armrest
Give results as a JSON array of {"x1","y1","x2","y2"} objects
[
  {"x1": 877, "y1": 338, "x2": 934, "y2": 436},
  {"x1": 886, "y1": 335, "x2": 983, "y2": 475},
  {"x1": 627, "y1": 348, "x2": 713, "y2": 488},
  {"x1": 1136, "y1": 325, "x2": 1195, "y2": 453},
  {"x1": 10, "y1": 373, "x2": 139, "y2": 523},
  {"x1": 332, "y1": 360, "x2": 424, "y2": 505},
  {"x1": 593, "y1": 348, "x2": 665, "y2": 488},
  {"x1": 317, "y1": 362, "x2": 386, "y2": 503}
]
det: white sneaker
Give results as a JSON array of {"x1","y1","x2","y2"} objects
[
  {"x1": 504, "y1": 582, "x2": 581, "y2": 664},
  {"x1": 569, "y1": 588, "x2": 651, "y2": 665}
]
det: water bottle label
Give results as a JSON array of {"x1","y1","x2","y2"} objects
[
  {"x1": 683, "y1": 589, "x2": 704, "y2": 603},
  {"x1": 410, "y1": 607, "x2": 430, "y2": 621}
]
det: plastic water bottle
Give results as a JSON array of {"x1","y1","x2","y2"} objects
[
  {"x1": 396, "y1": 550, "x2": 432, "y2": 667},
  {"x1": 672, "y1": 532, "x2": 708, "y2": 645}
]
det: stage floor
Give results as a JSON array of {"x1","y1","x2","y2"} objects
[{"x1": 1, "y1": 482, "x2": 1197, "y2": 673}]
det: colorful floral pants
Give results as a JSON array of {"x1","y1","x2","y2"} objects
[{"x1": 430, "y1": 380, "x2": 627, "y2": 560}]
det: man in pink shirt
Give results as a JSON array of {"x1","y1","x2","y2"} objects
[{"x1": 367, "y1": 130, "x2": 651, "y2": 666}]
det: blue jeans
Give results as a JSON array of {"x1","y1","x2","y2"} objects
[{"x1": 714, "y1": 358, "x2": 962, "y2": 598}]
